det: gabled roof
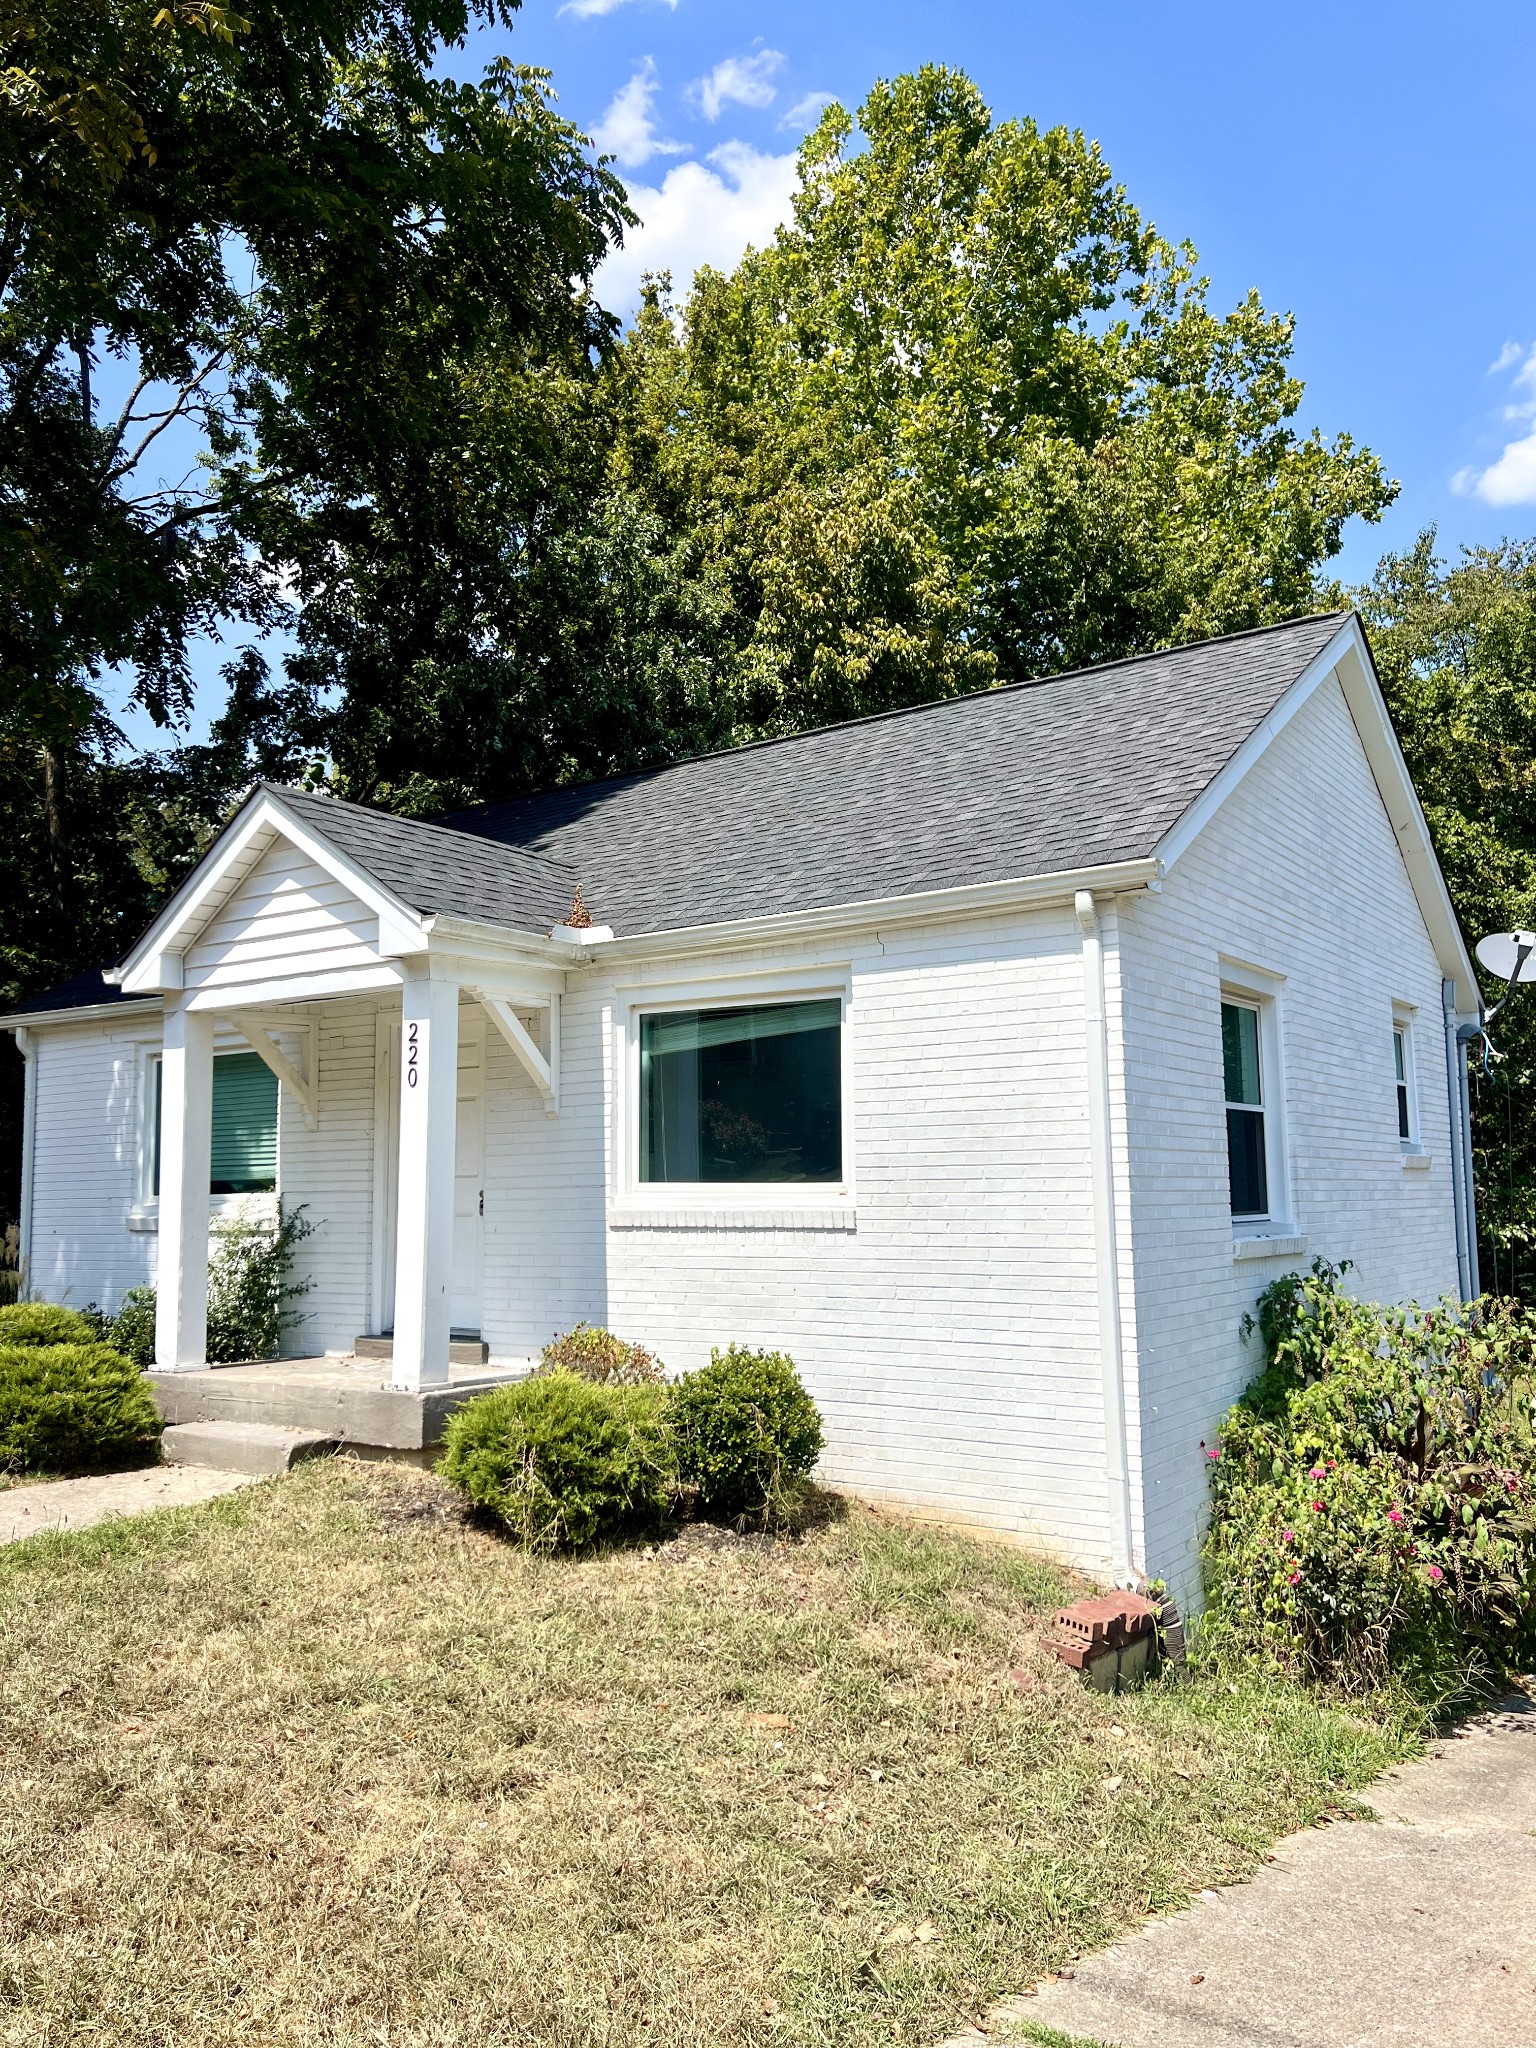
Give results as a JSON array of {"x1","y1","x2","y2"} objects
[
  {"x1": 261, "y1": 785, "x2": 578, "y2": 933},
  {"x1": 442, "y1": 612, "x2": 1353, "y2": 937}
]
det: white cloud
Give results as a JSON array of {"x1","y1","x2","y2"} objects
[
  {"x1": 1456, "y1": 344, "x2": 1536, "y2": 505},
  {"x1": 560, "y1": 0, "x2": 675, "y2": 17},
  {"x1": 593, "y1": 141, "x2": 800, "y2": 315},
  {"x1": 589, "y1": 58, "x2": 684, "y2": 169},
  {"x1": 780, "y1": 90, "x2": 836, "y2": 131},
  {"x1": 687, "y1": 49, "x2": 785, "y2": 121}
]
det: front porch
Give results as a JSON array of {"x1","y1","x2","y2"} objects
[
  {"x1": 108, "y1": 782, "x2": 598, "y2": 1392},
  {"x1": 150, "y1": 1351, "x2": 525, "y2": 1454}
]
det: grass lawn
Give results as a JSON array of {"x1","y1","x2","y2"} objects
[{"x1": 0, "y1": 1460, "x2": 1416, "y2": 2048}]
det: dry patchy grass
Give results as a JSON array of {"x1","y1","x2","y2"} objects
[{"x1": 0, "y1": 1460, "x2": 1414, "y2": 2047}]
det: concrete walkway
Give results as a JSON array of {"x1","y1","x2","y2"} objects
[
  {"x1": 0, "y1": 1463, "x2": 259, "y2": 1544},
  {"x1": 1007, "y1": 1693, "x2": 1536, "y2": 2048}
]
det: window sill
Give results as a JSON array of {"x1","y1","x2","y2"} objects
[
  {"x1": 127, "y1": 1204, "x2": 158, "y2": 1234},
  {"x1": 1402, "y1": 1147, "x2": 1432, "y2": 1172},
  {"x1": 608, "y1": 1203, "x2": 857, "y2": 1233},
  {"x1": 1233, "y1": 1231, "x2": 1306, "y2": 1262}
]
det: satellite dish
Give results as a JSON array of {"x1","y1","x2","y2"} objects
[{"x1": 1475, "y1": 931, "x2": 1536, "y2": 982}]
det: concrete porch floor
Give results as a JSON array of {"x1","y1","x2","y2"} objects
[{"x1": 148, "y1": 1355, "x2": 526, "y2": 1453}]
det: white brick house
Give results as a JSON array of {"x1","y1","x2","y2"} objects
[{"x1": 1, "y1": 612, "x2": 1480, "y2": 1599}]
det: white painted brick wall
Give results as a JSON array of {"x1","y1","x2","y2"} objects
[
  {"x1": 1120, "y1": 675, "x2": 1460, "y2": 1606},
  {"x1": 15, "y1": 668, "x2": 1460, "y2": 1592}
]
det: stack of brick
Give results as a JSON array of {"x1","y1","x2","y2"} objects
[{"x1": 1043, "y1": 1592, "x2": 1162, "y2": 1693}]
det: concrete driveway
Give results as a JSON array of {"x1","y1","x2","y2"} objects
[{"x1": 999, "y1": 1692, "x2": 1536, "y2": 2048}]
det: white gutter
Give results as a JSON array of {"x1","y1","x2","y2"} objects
[
  {"x1": 14, "y1": 1026, "x2": 37, "y2": 1286},
  {"x1": 591, "y1": 857, "x2": 1164, "y2": 966},
  {"x1": 0, "y1": 997, "x2": 160, "y2": 1032},
  {"x1": 1075, "y1": 889, "x2": 1137, "y2": 1588}
]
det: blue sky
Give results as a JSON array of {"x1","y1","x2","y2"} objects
[
  {"x1": 115, "y1": 0, "x2": 1536, "y2": 743},
  {"x1": 464, "y1": 0, "x2": 1536, "y2": 584}
]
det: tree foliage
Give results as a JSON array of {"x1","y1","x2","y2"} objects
[
  {"x1": 610, "y1": 67, "x2": 1396, "y2": 738},
  {"x1": 1356, "y1": 534, "x2": 1536, "y2": 1296}
]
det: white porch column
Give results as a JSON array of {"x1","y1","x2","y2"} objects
[
  {"x1": 389, "y1": 967, "x2": 460, "y2": 1390},
  {"x1": 154, "y1": 995, "x2": 215, "y2": 1371}
]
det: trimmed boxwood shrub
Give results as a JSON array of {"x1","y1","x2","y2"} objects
[
  {"x1": 669, "y1": 1345, "x2": 823, "y2": 1523},
  {"x1": 535, "y1": 1323, "x2": 664, "y2": 1386},
  {"x1": 441, "y1": 1370, "x2": 673, "y2": 1552},
  {"x1": 0, "y1": 1303, "x2": 99, "y2": 1348},
  {"x1": 0, "y1": 1342, "x2": 163, "y2": 1473},
  {"x1": 1202, "y1": 1261, "x2": 1536, "y2": 1700}
]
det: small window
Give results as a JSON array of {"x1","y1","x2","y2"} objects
[
  {"x1": 640, "y1": 999, "x2": 841, "y2": 1183},
  {"x1": 1393, "y1": 1026, "x2": 1413, "y2": 1142},
  {"x1": 151, "y1": 1050, "x2": 279, "y2": 1197},
  {"x1": 1222, "y1": 1000, "x2": 1268, "y2": 1218}
]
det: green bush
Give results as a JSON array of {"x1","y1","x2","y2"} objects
[
  {"x1": 441, "y1": 1370, "x2": 674, "y2": 1552},
  {"x1": 0, "y1": 1342, "x2": 162, "y2": 1473},
  {"x1": 1202, "y1": 1261, "x2": 1536, "y2": 1700},
  {"x1": 669, "y1": 1345, "x2": 823, "y2": 1524},
  {"x1": 535, "y1": 1323, "x2": 664, "y2": 1386},
  {"x1": 0, "y1": 1303, "x2": 99, "y2": 1348},
  {"x1": 110, "y1": 1287, "x2": 157, "y2": 1369},
  {"x1": 103, "y1": 1205, "x2": 315, "y2": 1368}
]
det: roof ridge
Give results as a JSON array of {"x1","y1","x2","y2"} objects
[{"x1": 441, "y1": 610, "x2": 1354, "y2": 831}]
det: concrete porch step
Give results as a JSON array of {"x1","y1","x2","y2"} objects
[
  {"x1": 353, "y1": 1333, "x2": 489, "y2": 1367},
  {"x1": 162, "y1": 1420, "x2": 337, "y2": 1478}
]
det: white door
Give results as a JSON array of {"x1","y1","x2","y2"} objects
[{"x1": 375, "y1": 1007, "x2": 485, "y2": 1338}]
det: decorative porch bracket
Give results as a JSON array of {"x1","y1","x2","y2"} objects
[
  {"x1": 472, "y1": 989, "x2": 559, "y2": 1117},
  {"x1": 224, "y1": 1016, "x2": 319, "y2": 1129}
]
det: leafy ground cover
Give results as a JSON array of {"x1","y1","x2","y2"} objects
[{"x1": 0, "y1": 1461, "x2": 1416, "y2": 2048}]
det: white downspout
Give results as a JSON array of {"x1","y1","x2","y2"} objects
[
  {"x1": 1075, "y1": 890, "x2": 1137, "y2": 1588},
  {"x1": 14, "y1": 1026, "x2": 37, "y2": 1292},
  {"x1": 1442, "y1": 979, "x2": 1471, "y2": 1302},
  {"x1": 1457, "y1": 1026, "x2": 1481, "y2": 1299}
]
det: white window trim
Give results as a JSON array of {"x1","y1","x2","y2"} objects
[
  {"x1": 126, "y1": 1026, "x2": 284, "y2": 1232},
  {"x1": 1219, "y1": 957, "x2": 1294, "y2": 1242},
  {"x1": 609, "y1": 964, "x2": 855, "y2": 1222},
  {"x1": 1393, "y1": 1000, "x2": 1428, "y2": 1166}
]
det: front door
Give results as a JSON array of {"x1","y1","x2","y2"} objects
[{"x1": 375, "y1": 1006, "x2": 485, "y2": 1338}]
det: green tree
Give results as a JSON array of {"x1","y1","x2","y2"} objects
[
  {"x1": 1356, "y1": 533, "x2": 1536, "y2": 1299},
  {"x1": 613, "y1": 66, "x2": 1396, "y2": 738}
]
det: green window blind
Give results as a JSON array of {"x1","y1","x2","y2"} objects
[
  {"x1": 210, "y1": 1052, "x2": 278, "y2": 1193},
  {"x1": 153, "y1": 1051, "x2": 279, "y2": 1196}
]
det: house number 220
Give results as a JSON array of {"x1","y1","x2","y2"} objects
[{"x1": 406, "y1": 1020, "x2": 420, "y2": 1088}]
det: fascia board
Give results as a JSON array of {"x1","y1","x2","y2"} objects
[
  {"x1": 1155, "y1": 614, "x2": 1475, "y2": 991},
  {"x1": 116, "y1": 790, "x2": 429, "y2": 992},
  {"x1": 421, "y1": 914, "x2": 583, "y2": 970},
  {"x1": 586, "y1": 858, "x2": 1164, "y2": 966},
  {"x1": 1331, "y1": 625, "x2": 1478, "y2": 990},
  {"x1": 1154, "y1": 619, "x2": 1358, "y2": 875}
]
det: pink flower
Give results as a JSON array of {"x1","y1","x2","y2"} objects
[
  {"x1": 1311, "y1": 1500, "x2": 1325, "y2": 1513},
  {"x1": 1281, "y1": 1528, "x2": 1295, "y2": 1543},
  {"x1": 1205, "y1": 1448, "x2": 1221, "y2": 1462},
  {"x1": 1427, "y1": 1565, "x2": 1444, "y2": 1584},
  {"x1": 1387, "y1": 1508, "x2": 1404, "y2": 1525},
  {"x1": 1309, "y1": 1466, "x2": 1326, "y2": 1480},
  {"x1": 1327, "y1": 1460, "x2": 1337, "y2": 1471},
  {"x1": 1287, "y1": 1570, "x2": 1303, "y2": 1586}
]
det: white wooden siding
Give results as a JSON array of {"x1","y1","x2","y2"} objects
[{"x1": 183, "y1": 840, "x2": 381, "y2": 993}]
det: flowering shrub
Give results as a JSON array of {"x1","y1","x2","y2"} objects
[
  {"x1": 534, "y1": 1323, "x2": 664, "y2": 1386},
  {"x1": 1202, "y1": 1262, "x2": 1536, "y2": 1698}
]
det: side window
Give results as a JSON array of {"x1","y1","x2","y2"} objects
[
  {"x1": 150, "y1": 1050, "x2": 279, "y2": 1197},
  {"x1": 1392, "y1": 1020, "x2": 1418, "y2": 1147},
  {"x1": 1221, "y1": 998, "x2": 1268, "y2": 1219}
]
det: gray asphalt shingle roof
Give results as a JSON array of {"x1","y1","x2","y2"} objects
[
  {"x1": 437, "y1": 611, "x2": 1352, "y2": 938},
  {"x1": 13, "y1": 611, "x2": 1354, "y2": 1015},
  {"x1": 263, "y1": 785, "x2": 580, "y2": 932}
]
